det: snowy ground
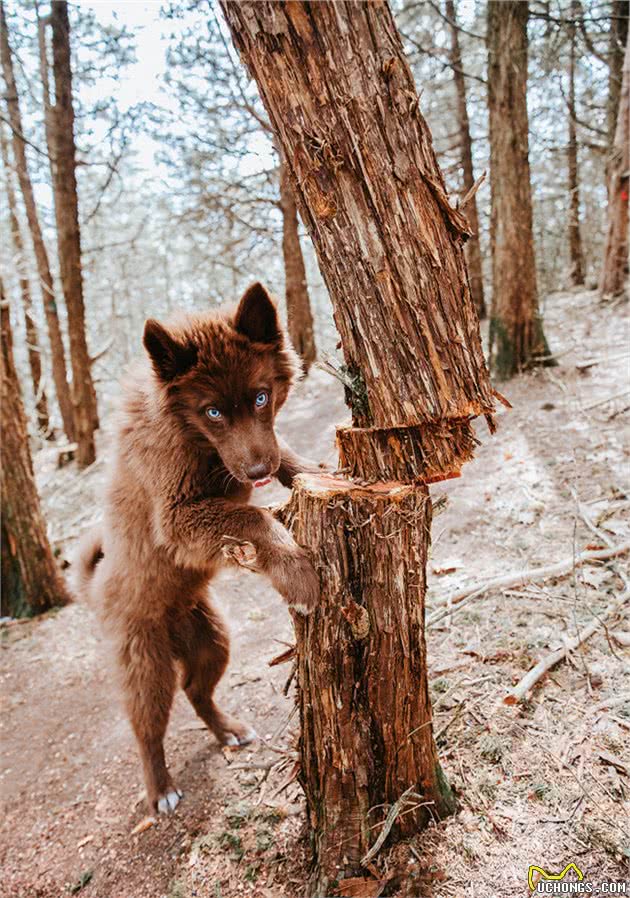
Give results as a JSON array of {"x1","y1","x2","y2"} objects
[{"x1": 1, "y1": 289, "x2": 628, "y2": 898}]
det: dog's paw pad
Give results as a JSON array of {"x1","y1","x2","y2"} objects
[{"x1": 157, "y1": 789, "x2": 183, "y2": 814}]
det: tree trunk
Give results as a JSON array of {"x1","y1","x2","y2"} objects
[
  {"x1": 1, "y1": 278, "x2": 71, "y2": 618},
  {"x1": 567, "y1": 1, "x2": 585, "y2": 286},
  {"x1": 49, "y1": 1, "x2": 98, "y2": 466},
  {"x1": 608, "y1": 0, "x2": 629, "y2": 150},
  {"x1": 446, "y1": 0, "x2": 486, "y2": 319},
  {"x1": 279, "y1": 159, "x2": 317, "y2": 373},
  {"x1": 487, "y1": 1, "x2": 552, "y2": 380},
  {"x1": 0, "y1": 125, "x2": 51, "y2": 436},
  {"x1": 0, "y1": 0, "x2": 75, "y2": 442},
  {"x1": 221, "y1": 3, "x2": 496, "y2": 893},
  {"x1": 599, "y1": 28, "x2": 629, "y2": 299}
]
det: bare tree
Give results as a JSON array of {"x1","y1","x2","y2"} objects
[
  {"x1": 607, "y1": 0, "x2": 629, "y2": 149},
  {"x1": 487, "y1": 1, "x2": 552, "y2": 378},
  {"x1": 599, "y1": 27, "x2": 629, "y2": 298},
  {"x1": 221, "y1": 2, "x2": 496, "y2": 893},
  {"x1": 445, "y1": 0, "x2": 486, "y2": 318},
  {"x1": 1, "y1": 278, "x2": 71, "y2": 617},
  {"x1": 567, "y1": 0, "x2": 585, "y2": 285},
  {"x1": 1, "y1": 125, "x2": 51, "y2": 435},
  {"x1": 0, "y1": 0, "x2": 75, "y2": 441},
  {"x1": 48, "y1": 0, "x2": 98, "y2": 465}
]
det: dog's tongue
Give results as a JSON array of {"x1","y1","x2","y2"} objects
[{"x1": 253, "y1": 477, "x2": 272, "y2": 488}]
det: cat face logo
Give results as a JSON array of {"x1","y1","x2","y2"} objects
[{"x1": 528, "y1": 863, "x2": 585, "y2": 891}]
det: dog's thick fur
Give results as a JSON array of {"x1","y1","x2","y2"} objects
[{"x1": 74, "y1": 283, "x2": 320, "y2": 813}]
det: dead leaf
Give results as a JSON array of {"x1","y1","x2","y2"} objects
[
  {"x1": 335, "y1": 876, "x2": 386, "y2": 898},
  {"x1": 432, "y1": 566, "x2": 457, "y2": 576},
  {"x1": 131, "y1": 816, "x2": 156, "y2": 835}
]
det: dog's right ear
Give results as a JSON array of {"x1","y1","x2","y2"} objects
[{"x1": 143, "y1": 319, "x2": 197, "y2": 382}]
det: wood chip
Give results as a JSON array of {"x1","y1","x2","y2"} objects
[{"x1": 130, "y1": 816, "x2": 156, "y2": 835}]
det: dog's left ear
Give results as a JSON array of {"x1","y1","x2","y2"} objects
[{"x1": 234, "y1": 282, "x2": 282, "y2": 344}]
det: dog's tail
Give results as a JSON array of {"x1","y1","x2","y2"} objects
[{"x1": 70, "y1": 526, "x2": 104, "y2": 602}]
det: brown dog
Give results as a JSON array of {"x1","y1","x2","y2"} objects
[{"x1": 73, "y1": 283, "x2": 320, "y2": 813}]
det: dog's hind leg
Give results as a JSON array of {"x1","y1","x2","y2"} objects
[
  {"x1": 174, "y1": 600, "x2": 257, "y2": 747},
  {"x1": 118, "y1": 619, "x2": 181, "y2": 814}
]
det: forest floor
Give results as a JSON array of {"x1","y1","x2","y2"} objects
[{"x1": 1, "y1": 288, "x2": 629, "y2": 898}]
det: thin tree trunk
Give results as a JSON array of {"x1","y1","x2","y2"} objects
[
  {"x1": 567, "y1": 1, "x2": 585, "y2": 286},
  {"x1": 0, "y1": 0, "x2": 75, "y2": 441},
  {"x1": 608, "y1": 0, "x2": 629, "y2": 149},
  {"x1": 487, "y1": 1, "x2": 552, "y2": 379},
  {"x1": 446, "y1": 0, "x2": 486, "y2": 318},
  {"x1": 279, "y1": 160, "x2": 317, "y2": 373},
  {"x1": 599, "y1": 28, "x2": 629, "y2": 298},
  {"x1": 0, "y1": 125, "x2": 51, "y2": 436},
  {"x1": 1, "y1": 278, "x2": 71, "y2": 617},
  {"x1": 221, "y1": 3, "x2": 496, "y2": 893},
  {"x1": 49, "y1": 1, "x2": 98, "y2": 466}
]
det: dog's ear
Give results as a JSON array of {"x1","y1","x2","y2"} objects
[
  {"x1": 234, "y1": 282, "x2": 282, "y2": 344},
  {"x1": 143, "y1": 319, "x2": 197, "y2": 381}
]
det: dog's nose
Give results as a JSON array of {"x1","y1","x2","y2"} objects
[{"x1": 246, "y1": 462, "x2": 271, "y2": 481}]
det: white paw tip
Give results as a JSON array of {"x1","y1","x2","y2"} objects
[
  {"x1": 290, "y1": 603, "x2": 312, "y2": 616},
  {"x1": 223, "y1": 734, "x2": 239, "y2": 747},
  {"x1": 239, "y1": 728, "x2": 258, "y2": 745},
  {"x1": 157, "y1": 789, "x2": 183, "y2": 814}
]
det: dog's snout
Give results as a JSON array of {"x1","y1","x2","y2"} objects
[{"x1": 245, "y1": 462, "x2": 271, "y2": 481}]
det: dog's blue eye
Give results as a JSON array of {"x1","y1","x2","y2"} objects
[
  {"x1": 206, "y1": 407, "x2": 222, "y2": 420},
  {"x1": 255, "y1": 391, "x2": 268, "y2": 408}
]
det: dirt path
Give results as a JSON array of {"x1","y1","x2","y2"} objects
[{"x1": 1, "y1": 290, "x2": 629, "y2": 898}]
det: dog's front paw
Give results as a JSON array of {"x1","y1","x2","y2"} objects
[{"x1": 282, "y1": 549, "x2": 320, "y2": 615}]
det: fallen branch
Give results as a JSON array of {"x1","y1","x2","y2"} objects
[
  {"x1": 504, "y1": 589, "x2": 630, "y2": 704},
  {"x1": 428, "y1": 542, "x2": 630, "y2": 629}
]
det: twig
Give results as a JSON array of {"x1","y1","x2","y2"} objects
[
  {"x1": 427, "y1": 542, "x2": 630, "y2": 628},
  {"x1": 361, "y1": 786, "x2": 416, "y2": 866},
  {"x1": 504, "y1": 589, "x2": 630, "y2": 704},
  {"x1": 581, "y1": 389, "x2": 630, "y2": 412},
  {"x1": 458, "y1": 170, "x2": 486, "y2": 210}
]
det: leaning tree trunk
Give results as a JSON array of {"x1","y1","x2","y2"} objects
[
  {"x1": 487, "y1": 1, "x2": 552, "y2": 379},
  {"x1": 446, "y1": 0, "x2": 486, "y2": 319},
  {"x1": 279, "y1": 160, "x2": 317, "y2": 373},
  {"x1": 0, "y1": 0, "x2": 75, "y2": 442},
  {"x1": 1, "y1": 279, "x2": 70, "y2": 617},
  {"x1": 0, "y1": 126, "x2": 51, "y2": 435},
  {"x1": 567, "y1": 1, "x2": 585, "y2": 286},
  {"x1": 49, "y1": 1, "x2": 98, "y2": 466},
  {"x1": 599, "y1": 28, "x2": 629, "y2": 299},
  {"x1": 221, "y1": 3, "x2": 496, "y2": 894}
]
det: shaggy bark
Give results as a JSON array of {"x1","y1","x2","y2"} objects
[
  {"x1": 279, "y1": 160, "x2": 317, "y2": 372},
  {"x1": 487, "y1": 1, "x2": 552, "y2": 379},
  {"x1": 0, "y1": 0, "x2": 75, "y2": 441},
  {"x1": 49, "y1": 1, "x2": 98, "y2": 465},
  {"x1": 1, "y1": 279, "x2": 70, "y2": 618},
  {"x1": 567, "y1": 2, "x2": 585, "y2": 286},
  {"x1": 0, "y1": 126, "x2": 51, "y2": 435},
  {"x1": 221, "y1": 3, "x2": 495, "y2": 893},
  {"x1": 599, "y1": 28, "x2": 629, "y2": 299},
  {"x1": 446, "y1": 0, "x2": 486, "y2": 318}
]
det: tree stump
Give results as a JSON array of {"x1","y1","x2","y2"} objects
[{"x1": 280, "y1": 474, "x2": 454, "y2": 883}]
